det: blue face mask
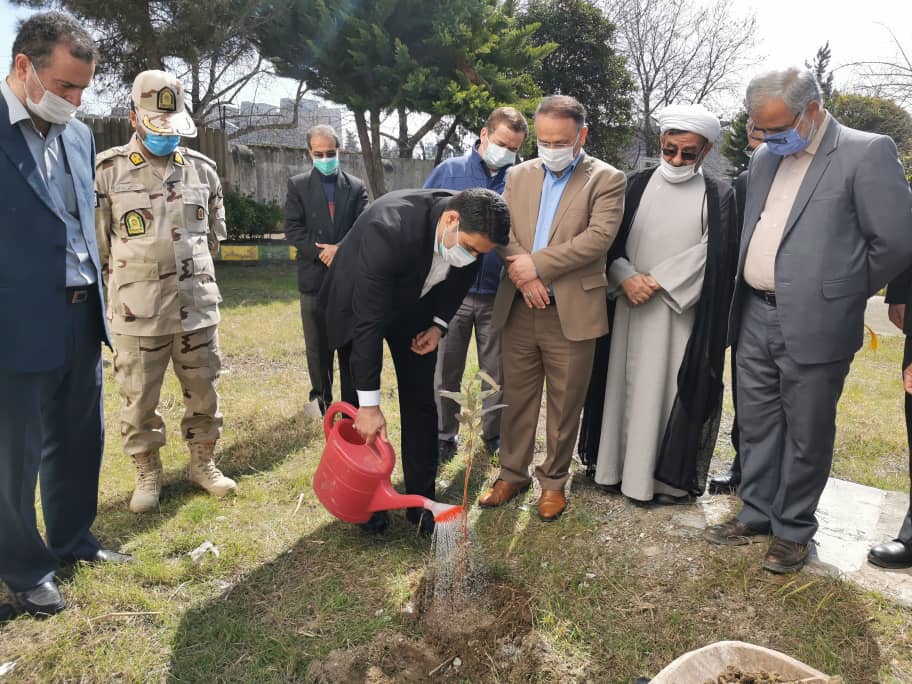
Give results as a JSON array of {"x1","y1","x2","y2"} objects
[
  {"x1": 141, "y1": 131, "x2": 181, "y2": 157},
  {"x1": 764, "y1": 115, "x2": 815, "y2": 156},
  {"x1": 313, "y1": 156, "x2": 339, "y2": 176}
]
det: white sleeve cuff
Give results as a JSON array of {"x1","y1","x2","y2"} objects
[
  {"x1": 357, "y1": 390, "x2": 381, "y2": 407},
  {"x1": 433, "y1": 316, "x2": 448, "y2": 329}
]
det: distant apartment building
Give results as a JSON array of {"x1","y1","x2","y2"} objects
[{"x1": 221, "y1": 98, "x2": 346, "y2": 149}]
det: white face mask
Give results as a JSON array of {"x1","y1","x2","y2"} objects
[
  {"x1": 537, "y1": 142, "x2": 577, "y2": 173},
  {"x1": 25, "y1": 62, "x2": 78, "y2": 125},
  {"x1": 658, "y1": 158, "x2": 701, "y2": 184},
  {"x1": 439, "y1": 226, "x2": 477, "y2": 268},
  {"x1": 482, "y1": 140, "x2": 516, "y2": 170}
]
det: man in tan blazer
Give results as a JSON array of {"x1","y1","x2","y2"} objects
[{"x1": 478, "y1": 95, "x2": 626, "y2": 521}]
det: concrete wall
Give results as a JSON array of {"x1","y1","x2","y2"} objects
[{"x1": 225, "y1": 144, "x2": 436, "y2": 205}]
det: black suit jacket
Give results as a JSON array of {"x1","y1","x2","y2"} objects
[
  {"x1": 284, "y1": 169, "x2": 369, "y2": 294},
  {"x1": 319, "y1": 189, "x2": 480, "y2": 392},
  {"x1": 886, "y1": 264, "x2": 912, "y2": 336},
  {"x1": 733, "y1": 169, "x2": 748, "y2": 234}
]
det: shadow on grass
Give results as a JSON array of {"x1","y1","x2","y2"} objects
[
  {"x1": 167, "y1": 516, "x2": 433, "y2": 683},
  {"x1": 91, "y1": 413, "x2": 321, "y2": 549}
]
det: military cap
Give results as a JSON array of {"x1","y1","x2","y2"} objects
[{"x1": 131, "y1": 70, "x2": 197, "y2": 138}]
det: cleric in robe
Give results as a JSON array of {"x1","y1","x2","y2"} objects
[{"x1": 578, "y1": 103, "x2": 738, "y2": 504}]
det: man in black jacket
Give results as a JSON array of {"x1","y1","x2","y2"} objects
[
  {"x1": 285, "y1": 125, "x2": 369, "y2": 415},
  {"x1": 868, "y1": 264, "x2": 912, "y2": 569},
  {"x1": 319, "y1": 188, "x2": 510, "y2": 534}
]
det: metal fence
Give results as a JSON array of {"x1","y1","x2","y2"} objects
[{"x1": 80, "y1": 116, "x2": 228, "y2": 172}]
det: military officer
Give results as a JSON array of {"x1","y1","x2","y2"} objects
[{"x1": 95, "y1": 70, "x2": 235, "y2": 513}]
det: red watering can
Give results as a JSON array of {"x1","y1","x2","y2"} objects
[{"x1": 313, "y1": 402, "x2": 462, "y2": 524}]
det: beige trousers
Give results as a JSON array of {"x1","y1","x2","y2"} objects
[
  {"x1": 112, "y1": 326, "x2": 222, "y2": 455},
  {"x1": 497, "y1": 299, "x2": 596, "y2": 490}
]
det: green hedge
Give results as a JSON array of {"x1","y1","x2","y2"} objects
[{"x1": 223, "y1": 190, "x2": 283, "y2": 242}]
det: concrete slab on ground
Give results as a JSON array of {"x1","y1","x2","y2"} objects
[
  {"x1": 865, "y1": 295, "x2": 903, "y2": 338},
  {"x1": 687, "y1": 477, "x2": 912, "y2": 607},
  {"x1": 807, "y1": 477, "x2": 912, "y2": 607}
]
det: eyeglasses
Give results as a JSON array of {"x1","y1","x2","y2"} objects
[
  {"x1": 661, "y1": 147, "x2": 703, "y2": 162},
  {"x1": 747, "y1": 112, "x2": 801, "y2": 143},
  {"x1": 311, "y1": 150, "x2": 338, "y2": 159},
  {"x1": 537, "y1": 133, "x2": 580, "y2": 150}
]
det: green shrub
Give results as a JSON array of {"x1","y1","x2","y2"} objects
[{"x1": 223, "y1": 190, "x2": 282, "y2": 242}]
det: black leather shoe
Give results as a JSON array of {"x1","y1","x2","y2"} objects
[
  {"x1": 708, "y1": 469, "x2": 740, "y2": 495},
  {"x1": 653, "y1": 492, "x2": 697, "y2": 506},
  {"x1": 438, "y1": 439, "x2": 457, "y2": 463},
  {"x1": 14, "y1": 581, "x2": 65, "y2": 617},
  {"x1": 0, "y1": 603, "x2": 16, "y2": 622},
  {"x1": 359, "y1": 511, "x2": 389, "y2": 534},
  {"x1": 597, "y1": 482, "x2": 622, "y2": 495},
  {"x1": 868, "y1": 539, "x2": 912, "y2": 569},
  {"x1": 84, "y1": 549, "x2": 133, "y2": 565}
]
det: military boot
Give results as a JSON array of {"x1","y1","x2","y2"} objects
[
  {"x1": 130, "y1": 451, "x2": 163, "y2": 513},
  {"x1": 188, "y1": 441, "x2": 237, "y2": 497}
]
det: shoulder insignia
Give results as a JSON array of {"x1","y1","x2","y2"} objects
[
  {"x1": 124, "y1": 210, "x2": 147, "y2": 237},
  {"x1": 129, "y1": 151, "x2": 146, "y2": 167},
  {"x1": 182, "y1": 147, "x2": 217, "y2": 169},
  {"x1": 95, "y1": 145, "x2": 130, "y2": 167},
  {"x1": 157, "y1": 87, "x2": 177, "y2": 112},
  {"x1": 173, "y1": 151, "x2": 186, "y2": 166}
]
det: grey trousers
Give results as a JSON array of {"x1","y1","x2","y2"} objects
[
  {"x1": 300, "y1": 292, "x2": 334, "y2": 410},
  {"x1": 435, "y1": 293, "x2": 502, "y2": 443},
  {"x1": 735, "y1": 293, "x2": 852, "y2": 544}
]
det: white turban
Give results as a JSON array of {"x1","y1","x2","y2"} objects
[{"x1": 656, "y1": 103, "x2": 722, "y2": 143}]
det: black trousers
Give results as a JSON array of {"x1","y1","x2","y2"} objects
[
  {"x1": 338, "y1": 321, "x2": 439, "y2": 520},
  {"x1": 729, "y1": 346, "x2": 742, "y2": 476},
  {"x1": 0, "y1": 289, "x2": 104, "y2": 591},
  {"x1": 900, "y1": 337, "x2": 912, "y2": 543}
]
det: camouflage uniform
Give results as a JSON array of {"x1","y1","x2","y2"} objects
[{"x1": 96, "y1": 136, "x2": 226, "y2": 454}]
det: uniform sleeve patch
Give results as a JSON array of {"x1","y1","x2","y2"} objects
[
  {"x1": 124, "y1": 210, "x2": 147, "y2": 237},
  {"x1": 197, "y1": 206, "x2": 205, "y2": 220},
  {"x1": 129, "y1": 152, "x2": 145, "y2": 166}
]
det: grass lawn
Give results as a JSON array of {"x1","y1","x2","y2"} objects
[{"x1": 1, "y1": 262, "x2": 910, "y2": 683}]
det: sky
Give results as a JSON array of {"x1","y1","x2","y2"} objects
[{"x1": 0, "y1": 0, "x2": 910, "y2": 117}]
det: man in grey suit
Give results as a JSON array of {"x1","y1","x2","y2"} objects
[{"x1": 705, "y1": 67, "x2": 912, "y2": 573}]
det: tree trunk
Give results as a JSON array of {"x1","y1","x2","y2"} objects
[
  {"x1": 397, "y1": 105, "x2": 411, "y2": 158},
  {"x1": 434, "y1": 118, "x2": 460, "y2": 166},
  {"x1": 354, "y1": 109, "x2": 387, "y2": 197},
  {"x1": 642, "y1": 94, "x2": 659, "y2": 157}
]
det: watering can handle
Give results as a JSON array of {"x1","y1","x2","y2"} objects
[
  {"x1": 323, "y1": 402, "x2": 359, "y2": 438},
  {"x1": 323, "y1": 401, "x2": 396, "y2": 473}
]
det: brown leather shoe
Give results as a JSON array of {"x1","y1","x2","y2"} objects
[
  {"x1": 703, "y1": 517, "x2": 769, "y2": 546},
  {"x1": 762, "y1": 536, "x2": 810, "y2": 574},
  {"x1": 478, "y1": 479, "x2": 529, "y2": 508},
  {"x1": 538, "y1": 489, "x2": 567, "y2": 522}
]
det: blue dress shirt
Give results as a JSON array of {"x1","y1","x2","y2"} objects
[{"x1": 532, "y1": 152, "x2": 583, "y2": 255}]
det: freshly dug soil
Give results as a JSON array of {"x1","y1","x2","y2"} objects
[
  {"x1": 704, "y1": 665, "x2": 799, "y2": 683},
  {"x1": 305, "y1": 577, "x2": 575, "y2": 683}
]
